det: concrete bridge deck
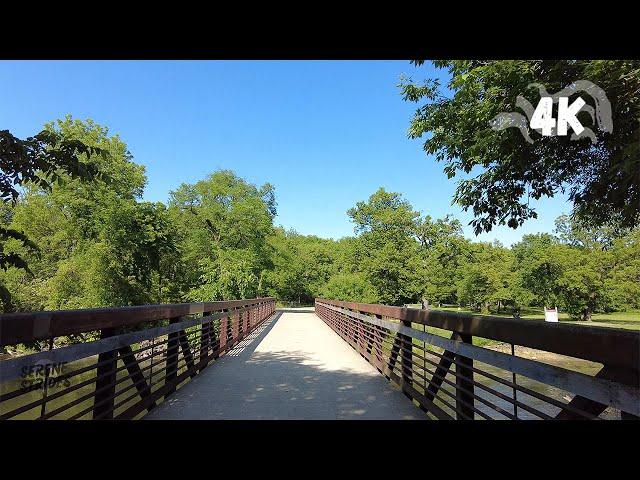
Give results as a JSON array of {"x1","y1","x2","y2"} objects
[{"x1": 145, "y1": 308, "x2": 423, "y2": 420}]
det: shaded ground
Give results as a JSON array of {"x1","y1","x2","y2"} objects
[{"x1": 145, "y1": 308, "x2": 423, "y2": 420}]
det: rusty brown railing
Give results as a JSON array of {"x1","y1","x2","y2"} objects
[
  {"x1": 315, "y1": 298, "x2": 640, "y2": 420},
  {"x1": 0, "y1": 298, "x2": 276, "y2": 419}
]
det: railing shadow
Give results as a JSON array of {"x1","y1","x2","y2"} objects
[{"x1": 225, "y1": 311, "x2": 284, "y2": 358}]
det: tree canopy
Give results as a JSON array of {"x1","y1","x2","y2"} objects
[
  {"x1": 400, "y1": 60, "x2": 640, "y2": 234},
  {"x1": 1, "y1": 117, "x2": 637, "y2": 331}
]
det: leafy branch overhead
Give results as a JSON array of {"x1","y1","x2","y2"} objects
[
  {"x1": 0, "y1": 127, "x2": 109, "y2": 281},
  {"x1": 401, "y1": 60, "x2": 640, "y2": 234},
  {"x1": 0, "y1": 129, "x2": 108, "y2": 203}
]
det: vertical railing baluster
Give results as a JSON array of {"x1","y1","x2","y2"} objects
[
  {"x1": 199, "y1": 311, "x2": 212, "y2": 372},
  {"x1": 165, "y1": 316, "x2": 181, "y2": 396},
  {"x1": 235, "y1": 309, "x2": 241, "y2": 342},
  {"x1": 93, "y1": 327, "x2": 117, "y2": 419},
  {"x1": 215, "y1": 310, "x2": 225, "y2": 360},
  {"x1": 455, "y1": 333, "x2": 474, "y2": 420},
  {"x1": 400, "y1": 318, "x2": 413, "y2": 387},
  {"x1": 38, "y1": 336, "x2": 54, "y2": 420},
  {"x1": 511, "y1": 343, "x2": 518, "y2": 419}
]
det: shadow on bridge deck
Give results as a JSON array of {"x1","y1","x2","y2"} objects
[{"x1": 145, "y1": 308, "x2": 423, "y2": 420}]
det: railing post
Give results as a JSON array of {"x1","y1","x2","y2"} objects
[
  {"x1": 165, "y1": 316, "x2": 181, "y2": 396},
  {"x1": 455, "y1": 333, "x2": 474, "y2": 420},
  {"x1": 199, "y1": 311, "x2": 212, "y2": 372},
  {"x1": 400, "y1": 319, "x2": 413, "y2": 386},
  {"x1": 352, "y1": 309, "x2": 359, "y2": 350},
  {"x1": 93, "y1": 327, "x2": 117, "y2": 419},
  {"x1": 234, "y1": 309, "x2": 241, "y2": 341},
  {"x1": 219, "y1": 310, "x2": 228, "y2": 355},
  {"x1": 368, "y1": 314, "x2": 381, "y2": 364}
]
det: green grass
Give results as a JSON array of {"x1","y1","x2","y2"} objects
[{"x1": 406, "y1": 304, "x2": 640, "y2": 331}]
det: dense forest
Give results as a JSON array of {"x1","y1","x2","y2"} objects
[{"x1": 1, "y1": 117, "x2": 638, "y2": 324}]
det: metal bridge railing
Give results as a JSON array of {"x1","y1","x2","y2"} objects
[
  {"x1": 0, "y1": 298, "x2": 276, "y2": 419},
  {"x1": 315, "y1": 298, "x2": 640, "y2": 420}
]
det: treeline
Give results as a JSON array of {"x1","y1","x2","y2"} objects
[
  {"x1": 281, "y1": 189, "x2": 640, "y2": 321},
  {"x1": 1, "y1": 118, "x2": 639, "y2": 323}
]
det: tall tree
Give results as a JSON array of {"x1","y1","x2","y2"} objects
[
  {"x1": 265, "y1": 228, "x2": 336, "y2": 304},
  {"x1": 456, "y1": 241, "x2": 514, "y2": 313},
  {"x1": 0, "y1": 122, "x2": 107, "y2": 308},
  {"x1": 555, "y1": 246, "x2": 615, "y2": 321},
  {"x1": 169, "y1": 170, "x2": 276, "y2": 301},
  {"x1": 0, "y1": 117, "x2": 164, "y2": 312},
  {"x1": 609, "y1": 228, "x2": 640, "y2": 310},
  {"x1": 512, "y1": 234, "x2": 564, "y2": 309},
  {"x1": 347, "y1": 188, "x2": 422, "y2": 305},
  {"x1": 417, "y1": 215, "x2": 469, "y2": 306}
]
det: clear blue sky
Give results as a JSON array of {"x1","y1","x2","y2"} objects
[{"x1": 0, "y1": 60, "x2": 569, "y2": 246}]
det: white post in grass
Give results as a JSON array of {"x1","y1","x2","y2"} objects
[{"x1": 544, "y1": 307, "x2": 559, "y2": 322}]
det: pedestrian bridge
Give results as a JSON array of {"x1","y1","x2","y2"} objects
[
  {"x1": 1, "y1": 298, "x2": 638, "y2": 420},
  {"x1": 145, "y1": 308, "x2": 422, "y2": 420}
]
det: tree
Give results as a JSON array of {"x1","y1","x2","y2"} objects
[
  {"x1": 320, "y1": 272, "x2": 378, "y2": 304},
  {"x1": 347, "y1": 188, "x2": 422, "y2": 305},
  {"x1": 265, "y1": 228, "x2": 336, "y2": 304},
  {"x1": 417, "y1": 215, "x2": 469, "y2": 306},
  {"x1": 169, "y1": 170, "x2": 276, "y2": 301},
  {"x1": 512, "y1": 234, "x2": 564, "y2": 309},
  {"x1": 0, "y1": 117, "x2": 162, "y2": 313},
  {"x1": 554, "y1": 213, "x2": 631, "y2": 250},
  {"x1": 609, "y1": 229, "x2": 640, "y2": 310},
  {"x1": 456, "y1": 241, "x2": 514, "y2": 313},
  {"x1": 551, "y1": 215, "x2": 625, "y2": 320},
  {"x1": 0, "y1": 122, "x2": 107, "y2": 308},
  {"x1": 401, "y1": 60, "x2": 640, "y2": 234},
  {"x1": 96, "y1": 201, "x2": 181, "y2": 305},
  {"x1": 555, "y1": 246, "x2": 615, "y2": 321}
]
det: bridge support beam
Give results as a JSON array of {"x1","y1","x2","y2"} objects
[{"x1": 93, "y1": 327, "x2": 117, "y2": 420}]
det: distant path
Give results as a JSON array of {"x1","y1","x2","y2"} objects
[{"x1": 145, "y1": 308, "x2": 423, "y2": 420}]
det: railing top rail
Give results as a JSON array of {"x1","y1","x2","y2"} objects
[
  {"x1": 0, "y1": 297, "x2": 276, "y2": 347},
  {"x1": 315, "y1": 298, "x2": 640, "y2": 371}
]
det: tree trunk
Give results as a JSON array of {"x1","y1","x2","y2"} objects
[{"x1": 582, "y1": 308, "x2": 592, "y2": 322}]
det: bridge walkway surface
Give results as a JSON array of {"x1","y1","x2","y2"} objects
[{"x1": 145, "y1": 307, "x2": 423, "y2": 420}]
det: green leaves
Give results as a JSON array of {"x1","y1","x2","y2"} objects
[
  {"x1": 320, "y1": 272, "x2": 377, "y2": 304},
  {"x1": 168, "y1": 170, "x2": 277, "y2": 302},
  {"x1": 455, "y1": 241, "x2": 514, "y2": 313},
  {"x1": 346, "y1": 188, "x2": 423, "y2": 305},
  {"x1": 402, "y1": 60, "x2": 640, "y2": 234},
  {"x1": 0, "y1": 120, "x2": 114, "y2": 301},
  {"x1": 2, "y1": 114, "x2": 637, "y2": 323},
  {"x1": 0, "y1": 128, "x2": 107, "y2": 204}
]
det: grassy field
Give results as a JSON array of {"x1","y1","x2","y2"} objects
[{"x1": 406, "y1": 304, "x2": 640, "y2": 331}]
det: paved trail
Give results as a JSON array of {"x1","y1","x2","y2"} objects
[{"x1": 146, "y1": 308, "x2": 422, "y2": 420}]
